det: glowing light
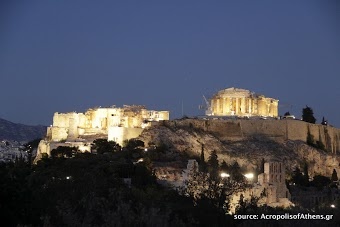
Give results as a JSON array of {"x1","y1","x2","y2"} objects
[
  {"x1": 244, "y1": 173, "x2": 254, "y2": 179},
  {"x1": 331, "y1": 204, "x2": 335, "y2": 208},
  {"x1": 220, "y1": 172, "x2": 230, "y2": 178}
]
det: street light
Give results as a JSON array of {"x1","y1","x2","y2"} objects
[
  {"x1": 244, "y1": 173, "x2": 254, "y2": 180},
  {"x1": 330, "y1": 204, "x2": 336, "y2": 208},
  {"x1": 220, "y1": 172, "x2": 230, "y2": 178}
]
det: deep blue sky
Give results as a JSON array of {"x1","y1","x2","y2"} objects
[{"x1": 1, "y1": 0, "x2": 339, "y2": 127}]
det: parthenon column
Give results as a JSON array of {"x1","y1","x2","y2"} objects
[
  {"x1": 211, "y1": 99, "x2": 215, "y2": 113},
  {"x1": 241, "y1": 97, "x2": 245, "y2": 115},
  {"x1": 220, "y1": 98, "x2": 223, "y2": 114},
  {"x1": 252, "y1": 99, "x2": 256, "y2": 114},
  {"x1": 216, "y1": 98, "x2": 220, "y2": 114},
  {"x1": 226, "y1": 97, "x2": 230, "y2": 114},
  {"x1": 235, "y1": 98, "x2": 239, "y2": 115},
  {"x1": 222, "y1": 98, "x2": 226, "y2": 114}
]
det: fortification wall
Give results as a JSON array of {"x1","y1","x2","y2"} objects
[
  {"x1": 51, "y1": 127, "x2": 68, "y2": 142},
  {"x1": 53, "y1": 112, "x2": 86, "y2": 128},
  {"x1": 36, "y1": 140, "x2": 50, "y2": 158},
  {"x1": 88, "y1": 108, "x2": 108, "y2": 129},
  {"x1": 164, "y1": 119, "x2": 340, "y2": 153},
  {"x1": 46, "y1": 127, "x2": 52, "y2": 140},
  {"x1": 239, "y1": 120, "x2": 286, "y2": 139},
  {"x1": 108, "y1": 127, "x2": 144, "y2": 145}
]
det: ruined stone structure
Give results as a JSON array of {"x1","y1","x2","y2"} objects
[
  {"x1": 230, "y1": 162, "x2": 292, "y2": 213},
  {"x1": 257, "y1": 162, "x2": 291, "y2": 204},
  {"x1": 35, "y1": 105, "x2": 169, "y2": 162},
  {"x1": 210, "y1": 87, "x2": 278, "y2": 117},
  {"x1": 290, "y1": 185, "x2": 340, "y2": 209}
]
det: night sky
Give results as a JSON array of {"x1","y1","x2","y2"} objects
[{"x1": 1, "y1": 1, "x2": 339, "y2": 127}]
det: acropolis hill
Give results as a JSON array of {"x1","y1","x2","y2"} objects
[{"x1": 35, "y1": 88, "x2": 340, "y2": 176}]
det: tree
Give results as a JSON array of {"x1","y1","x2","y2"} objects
[
  {"x1": 92, "y1": 139, "x2": 121, "y2": 154},
  {"x1": 302, "y1": 106, "x2": 316, "y2": 124},
  {"x1": 284, "y1": 112, "x2": 291, "y2": 116},
  {"x1": 235, "y1": 194, "x2": 259, "y2": 214},
  {"x1": 180, "y1": 167, "x2": 246, "y2": 217},
  {"x1": 303, "y1": 162, "x2": 309, "y2": 186},
  {"x1": 331, "y1": 169, "x2": 338, "y2": 182},
  {"x1": 207, "y1": 150, "x2": 219, "y2": 180},
  {"x1": 124, "y1": 139, "x2": 144, "y2": 151},
  {"x1": 51, "y1": 146, "x2": 78, "y2": 158},
  {"x1": 310, "y1": 175, "x2": 331, "y2": 189},
  {"x1": 292, "y1": 166, "x2": 305, "y2": 186},
  {"x1": 230, "y1": 161, "x2": 244, "y2": 182},
  {"x1": 220, "y1": 161, "x2": 229, "y2": 173},
  {"x1": 199, "y1": 144, "x2": 207, "y2": 172}
]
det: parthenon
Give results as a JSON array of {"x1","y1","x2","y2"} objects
[{"x1": 210, "y1": 87, "x2": 279, "y2": 117}]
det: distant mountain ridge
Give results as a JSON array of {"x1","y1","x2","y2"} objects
[{"x1": 0, "y1": 118, "x2": 46, "y2": 142}]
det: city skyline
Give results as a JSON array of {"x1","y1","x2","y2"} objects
[{"x1": 1, "y1": 1, "x2": 339, "y2": 127}]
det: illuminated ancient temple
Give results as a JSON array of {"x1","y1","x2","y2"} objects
[
  {"x1": 209, "y1": 87, "x2": 278, "y2": 117},
  {"x1": 34, "y1": 105, "x2": 169, "y2": 162}
]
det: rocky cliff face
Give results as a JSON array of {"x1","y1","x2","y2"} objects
[
  {"x1": 0, "y1": 118, "x2": 46, "y2": 142},
  {"x1": 137, "y1": 119, "x2": 340, "y2": 177}
]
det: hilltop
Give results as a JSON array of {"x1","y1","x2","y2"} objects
[{"x1": 0, "y1": 118, "x2": 46, "y2": 142}]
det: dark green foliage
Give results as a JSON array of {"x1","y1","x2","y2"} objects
[
  {"x1": 199, "y1": 144, "x2": 207, "y2": 172},
  {"x1": 284, "y1": 111, "x2": 291, "y2": 116},
  {"x1": 0, "y1": 162, "x2": 32, "y2": 226},
  {"x1": 141, "y1": 142, "x2": 179, "y2": 162},
  {"x1": 302, "y1": 106, "x2": 316, "y2": 124},
  {"x1": 230, "y1": 161, "x2": 244, "y2": 182},
  {"x1": 124, "y1": 139, "x2": 144, "y2": 150},
  {"x1": 0, "y1": 153, "x2": 197, "y2": 226},
  {"x1": 181, "y1": 161, "x2": 250, "y2": 226},
  {"x1": 220, "y1": 160, "x2": 229, "y2": 172},
  {"x1": 310, "y1": 175, "x2": 331, "y2": 189},
  {"x1": 92, "y1": 139, "x2": 121, "y2": 154},
  {"x1": 292, "y1": 167, "x2": 307, "y2": 186},
  {"x1": 207, "y1": 150, "x2": 219, "y2": 180},
  {"x1": 236, "y1": 194, "x2": 259, "y2": 214},
  {"x1": 331, "y1": 169, "x2": 338, "y2": 182},
  {"x1": 50, "y1": 146, "x2": 78, "y2": 158}
]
